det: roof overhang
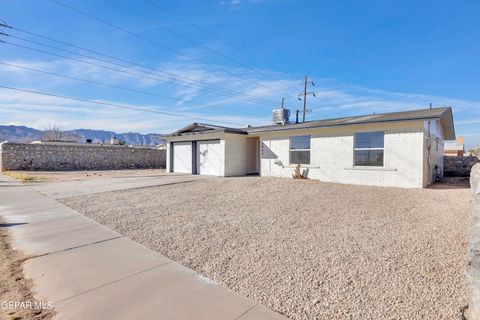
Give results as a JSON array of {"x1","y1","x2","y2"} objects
[
  {"x1": 246, "y1": 107, "x2": 457, "y2": 139},
  {"x1": 438, "y1": 108, "x2": 456, "y2": 140},
  {"x1": 164, "y1": 123, "x2": 247, "y2": 138},
  {"x1": 163, "y1": 107, "x2": 456, "y2": 140}
]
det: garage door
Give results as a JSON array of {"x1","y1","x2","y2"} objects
[
  {"x1": 197, "y1": 140, "x2": 221, "y2": 176},
  {"x1": 173, "y1": 142, "x2": 192, "y2": 173}
]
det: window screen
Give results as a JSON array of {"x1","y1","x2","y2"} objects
[
  {"x1": 290, "y1": 135, "x2": 310, "y2": 164},
  {"x1": 354, "y1": 132, "x2": 384, "y2": 166}
]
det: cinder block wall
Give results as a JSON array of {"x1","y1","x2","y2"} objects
[
  {"x1": 444, "y1": 156, "x2": 480, "y2": 177},
  {"x1": 0, "y1": 142, "x2": 166, "y2": 171},
  {"x1": 468, "y1": 164, "x2": 480, "y2": 319}
]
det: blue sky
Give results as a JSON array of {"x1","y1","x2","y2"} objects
[{"x1": 1, "y1": 0, "x2": 479, "y2": 148}]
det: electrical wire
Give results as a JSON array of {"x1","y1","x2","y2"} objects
[
  {"x1": 50, "y1": 0, "x2": 293, "y2": 98},
  {"x1": 105, "y1": 0, "x2": 300, "y2": 92},
  {"x1": 4, "y1": 25, "x2": 281, "y2": 103},
  {"x1": 143, "y1": 0, "x2": 304, "y2": 88},
  {"x1": 0, "y1": 85, "x2": 246, "y2": 126},
  {"x1": 0, "y1": 61, "x2": 253, "y2": 115},
  {"x1": 2, "y1": 36, "x2": 275, "y2": 106}
]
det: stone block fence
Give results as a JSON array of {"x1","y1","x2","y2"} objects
[
  {"x1": 0, "y1": 142, "x2": 166, "y2": 171},
  {"x1": 468, "y1": 163, "x2": 480, "y2": 319},
  {"x1": 444, "y1": 156, "x2": 480, "y2": 177}
]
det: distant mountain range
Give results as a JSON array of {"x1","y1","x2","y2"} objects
[{"x1": 0, "y1": 125, "x2": 164, "y2": 146}]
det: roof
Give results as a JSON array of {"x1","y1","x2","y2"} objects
[
  {"x1": 168, "y1": 123, "x2": 247, "y2": 136},
  {"x1": 167, "y1": 107, "x2": 456, "y2": 140}
]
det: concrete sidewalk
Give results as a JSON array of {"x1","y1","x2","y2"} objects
[{"x1": 0, "y1": 174, "x2": 286, "y2": 320}]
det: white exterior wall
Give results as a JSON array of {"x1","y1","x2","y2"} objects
[
  {"x1": 258, "y1": 121, "x2": 426, "y2": 188},
  {"x1": 166, "y1": 132, "x2": 247, "y2": 176},
  {"x1": 166, "y1": 132, "x2": 226, "y2": 176},
  {"x1": 423, "y1": 119, "x2": 445, "y2": 186},
  {"x1": 224, "y1": 133, "x2": 247, "y2": 176}
]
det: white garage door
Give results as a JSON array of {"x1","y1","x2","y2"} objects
[
  {"x1": 197, "y1": 140, "x2": 221, "y2": 176},
  {"x1": 173, "y1": 142, "x2": 192, "y2": 173}
]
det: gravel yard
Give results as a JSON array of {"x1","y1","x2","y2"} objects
[{"x1": 60, "y1": 177, "x2": 472, "y2": 320}]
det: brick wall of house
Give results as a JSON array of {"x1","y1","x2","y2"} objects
[
  {"x1": 423, "y1": 119, "x2": 445, "y2": 186},
  {"x1": 0, "y1": 142, "x2": 165, "y2": 171},
  {"x1": 259, "y1": 121, "x2": 427, "y2": 188}
]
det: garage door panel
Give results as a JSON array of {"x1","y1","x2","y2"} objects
[
  {"x1": 173, "y1": 142, "x2": 192, "y2": 173},
  {"x1": 197, "y1": 140, "x2": 221, "y2": 176}
]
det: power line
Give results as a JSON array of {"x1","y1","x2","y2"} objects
[
  {"x1": 7, "y1": 26, "x2": 247, "y2": 100},
  {"x1": 2, "y1": 30, "x2": 275, "y2": 105},
  {"x1": 1, "y1": 35, "x2": 275, "y2": 105},
  {"x1": 104, "y1": 0, "x2": 299, "y2": 92},
  {"x1": 4, "y1": 25, "x2": 281, "y2": 103},
  {"x1": 143, "y1": 0, "x2": 303, "y2": 89},
  {"x1": 0, "y1": 61, "x2": 253, "y2": 115},
  {"x1": 0, "y1": 85, "x2": 246, "y2": 126},
  {"x1": 50, "y1": 0, "x2": 292, "y2": 98}
]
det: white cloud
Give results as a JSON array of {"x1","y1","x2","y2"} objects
[
  {"x1": 220, "y1": 0, "x2": 243, "y2": 7},
  {"x1": 455, "y1": 119, "x2": 480, "y2": 125},
  {"x1": 0, "y1": 87, "x2": 266, "y2": 133},
  {"x1": 1, "y1": 57, "x2": 480, "y2": 149},
  {"x1": 219, "y1": 0, "x2": 265, "y2": 8}
]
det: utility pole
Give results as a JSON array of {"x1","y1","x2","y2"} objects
[
  {"x1": 298, "y1": 75, "x2": 316, "y2": 122},
  {"x1": 303, "y1": 75, "x2": 307, "y2": 122}
]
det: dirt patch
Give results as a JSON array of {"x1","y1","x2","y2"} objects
[
  {"x1": 3, "y1": 172, "x2": 50, "y2": 183},
  {"x1": 60, "y1": 177, "x2": 472, "y2": 320},
  {"x1": 0, "y1": 222, "x2": 54, "y2": 320},
  {"x1": 5, "y1": 169, "x2": 165, "y2": 182}
]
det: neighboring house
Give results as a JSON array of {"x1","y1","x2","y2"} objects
[
  {"x1": 444, "y1": 136, "x2": 465, "y2": 156},
  {"x1": 164, "y1": 107, "x2": 455, "y2": 188}
]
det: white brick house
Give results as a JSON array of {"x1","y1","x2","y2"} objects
[{"x1": 164, "y1": 107, "x2": 455, "y2": 188}]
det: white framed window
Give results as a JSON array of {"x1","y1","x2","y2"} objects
[
  {"x1": 354, "y1": 131, "x2": 384, "y2": 166},
  {"x1": 289, "y1": 135, "x2": 310, "y2": 164}
]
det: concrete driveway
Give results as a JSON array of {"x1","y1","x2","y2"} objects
[
  {"x1": 0, "y1": 173, "x2": 284, "y2": 320},
  {"x1": 31, "y1": 173, "x2": 214, "y2": 198}
]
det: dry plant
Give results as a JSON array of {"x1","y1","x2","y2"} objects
[{"x1": 292, "y1": 164, "x2": 307, "y2": 179}]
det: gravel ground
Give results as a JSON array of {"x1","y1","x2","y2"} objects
[{"x1": 59, "y1": 177, "x2": 472, "y2": 320}]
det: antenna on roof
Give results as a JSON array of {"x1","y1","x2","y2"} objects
[{"x1": 281, "y1": 97, "x2": 285, "y2": 109}]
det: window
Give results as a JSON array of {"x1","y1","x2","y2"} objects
[
  {"x1": 354, "y1": 131, "x2": 384, "y2": 166},
  {"x1": 290, "y1": 135, "x2": 310, "y2": 164}
]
